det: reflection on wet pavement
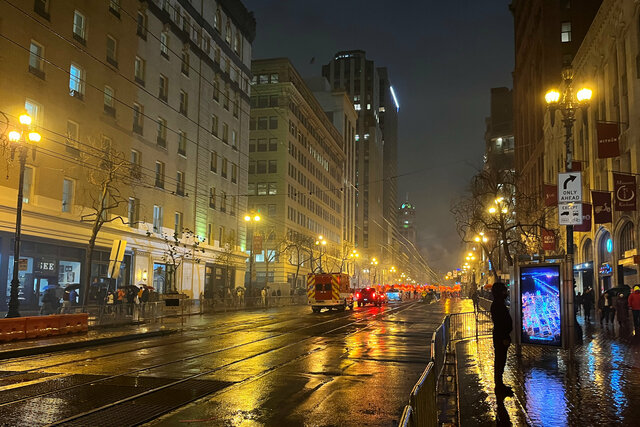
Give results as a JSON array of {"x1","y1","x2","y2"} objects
[{"x1": 458, "y1": 317, "x2": 640, "y2": 425}]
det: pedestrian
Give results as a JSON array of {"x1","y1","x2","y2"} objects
[
  {"x1": 470, "y1": 285, "x2": 480, "y2": 312},
  {"x1": 69, "y1": 288, "x2": 77, "y2": 306},
  {"x1": 628, "y1": 286, "x2": 640, "y2": 329},
  {"x1": 117, "y1": 288, "x2": 125, "y2": 314},
  {"x1": 261, "y1": 288, "x2": 267, "y2": 307},
  {"x1": 490, "y1": 282, "x2": 513, "y2": 397},
  {"x1": 141, "y1": 286, "x2": 149, "y2": 316},
  {"x1": 583, "y1": 287, "x2": 594, "y2": 321},
  {"x1": 615, "y1": 293, "x2": 629, "y2": 328},
  {"x1": 106, "y1": 291, "x2": 115, "y2": 314},
  {"x1": 598, "y1": 291, "x2": 610, "y2": 325},
  {"x1": 575, "y1": 292, "x2": 583, "y2": 315},
  {"x1": 126, "y1": 288, "x2": 135, "y2": 315}
]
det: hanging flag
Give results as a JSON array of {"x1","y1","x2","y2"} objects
[
  {"x1": 591, "y1": 191, "x2": 612, "y2": 223},
  {"x1": 542, "y1": 229, "x2": 556, "y2": 251},
  {"x1": 596, "y1": 122, "x2": 620, "y2": 158},
  {"x1": 544, "y1": 184, "x2": 558, "y2": 206},
  {"x1": 574, "y1": 203, "x2": 592, "y2": 232},
  {"x1": 613, "y1": 173, "x2": 636, "y2": 211}
]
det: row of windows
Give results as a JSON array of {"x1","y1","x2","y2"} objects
[
  {"x1": 248, "y1": 182, "x2": 278, "y2": 195},
  {"x1": 249, "y1": 160, "x2": 277, "y2": 174},
  {"x1": 249, "y1": 116, "x2": 279, "y2": 130},
  {"x1": 250, "y1": 95, "x2": 279, "y2": 108},
  {"x1": 208, "y1": 187, "x2": 236, "y2": 215},
  {"x1": 249, "y1": 138, "x2": 278, "y2": 152}
]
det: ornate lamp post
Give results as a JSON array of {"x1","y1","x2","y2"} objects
[
  {"x1": 244, "y1": 213, "x2": 260, "y2": 294},
  {"x1": 6, "y1": 114, "x2": 41, "y2": 318}
]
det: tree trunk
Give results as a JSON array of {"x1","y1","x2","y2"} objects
[{"x1": 82, "y1": 219, "x2": 101, "y2": 306}]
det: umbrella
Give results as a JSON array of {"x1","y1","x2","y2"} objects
[{"x1": 64, "y1": 283, "x2": 81, "y2": 291}]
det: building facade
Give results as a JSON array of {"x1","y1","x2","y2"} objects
[
  {"x1": 248, "y1": 58, "x2": 345, "y2": 292},
  {"x1": 398, "y1": 200, "x2": 416, "y2": 244},
  {"x1": 511, "y1": 0, "x2": 602, "y2": 211},
  {"x1": 0, "y1": 0, "x2": 255, "y2": 310},
  {"x1": 543, "y1": 0, "x2": 640, "y2": 297}
]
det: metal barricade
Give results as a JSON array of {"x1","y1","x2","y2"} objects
[
  {"x1": 409, "y1": 362, "x2": 438, "y2": 427},
  {"x1": 448, "y1": 311, "x2": 492, "y2": 342}
]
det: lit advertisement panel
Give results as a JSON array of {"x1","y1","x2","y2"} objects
[{"x1": 519, "y1": 265, "x2": 562, "y2": 346}]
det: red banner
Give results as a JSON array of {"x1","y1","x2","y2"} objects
[
  {"x1": 544, "y1": 184, "x2": 558, "y2": 206},
  {"x1": 613, "y1": 173, "x2": 636, "y2": 211},
  {"x1": 591, "y1": 191, "x2": 612, "y2": 223},
  {"x1": 253, "y1": 235, "x2": 263, "y2": 253},
  {"x1": 597, "y1": 122, "x2": 620, "y2": 158},
  {"x1": 571, "y1": 161, "x2": 583, "y2": 171},
  {"x1": 542, "y1": 229, "x2": 556, "y2": 251},
  {"x1": 574, "y1": 203, "x2": 592, "y2": 232}
]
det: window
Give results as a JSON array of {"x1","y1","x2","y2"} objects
[
  {"x1": 223, "y1": 84, "x2": 229, "y2": 110},
  {"x1": 212, "y1": 76, "x2": 220, "y2": 101},
  {"x1": 109, "y1": 0, "x2": 120, "y2": 17},
  {"x1": 127, "y1": 197, "x2": 139, "y2": 227},
  {"x1": 103, "y1": 86, "x2": 115, "y2": 116},
  {"x1": 268, "y1": 182, "x2": 277, "y2": 195},
  {"x1": 220, "y1": 191, "x2": 227, "y2": 212},
  {"x1": 258, "y1": 117, "x2": 268, "y2": 130},
  {"x1": 231, "y1": 163, "x2": 237, "y2": 183},
  {"x1": 209, "y1": 187, "x2": 216, "y2": 208},
  {"x1": 134, "y1": 56, "x2": 145, "y2": 85},
  {"x1": 69, "y1": 64, "x2": 84, "y2": 98},
  {"x1": 179, "y1": 90, "x2": 188, "y2": 115},
  {"x1": 176, "y1": 171, "x2": 185, "y2": 196},
  {"x1": 66, "y1": 120, "x2": 78, "y2": 147},
  {"x1": 233, "y1": 92, "x2": 239, "y2": 117},
  {"x1": 159, "y1": 75, "x2": 168, "y2": 101},
  {"x1": 269, "y1": 117, "x2": 278, "y2": 129},
  {"x1": 155, "y1": 161, "x2": 165, "y2": 188},
  {"x1": 207, "y1": 223, "x2": 213, "y2": 244},
  {"x1": 160, "y1": 32, "x2": 169, "y2": 58},
  {"x1": 73, "y1": 10, "x2": 86, "y2": 43},
  {"x1": 269, "y1": 95, "x2": 278, "y2": 107},
  {"x1": 225, "y1": 21, "x2": 231, "y2": 44},
  {"x1": 268, "y1": 204, "x2": 276, "y2": 217},
  {"x1": 153, "y1": 205, "x2": 163, "y2": 233},
  {"x1": 222, "y1": 123, "x2": 229, "y2": 142},
  {"x1": 62, "y1": 179, "x2": 74, "y2": 212},
  {"x1": 257, "y1": 160, "x2": 267, "y2": 174},
  {"x1": 210, "y1": 151, "x2": 217, "y2": 172},
  {"x1": 214, "y1": 46, "x2": 220, "y2": 63},
  {"x1": 257, "y1": 139, "x2": 267, "y2": 152},
  {"x1": 22, "y1": 166, "x2": 33, "y2": 203},
  {"x1": 181, "y1": 51, "x2": 190, "y2": 76},
  {"x1": 234, "y1": 32, "x2": 241, "y2": 55},
  {"x1": 156, "y1": 117, "x2": 167, "y2": 146},
  {"x1": 269, "y1": 138, "x2": 278, "y2": 151},
  {"x1": 106, "y1": 35, "x2": 117, "y2": 67},
  {"x1": 270, "y1": 73, "x2": 279, "y2": 83},
  {"x1": 203, "y1": 35, "x2": 210, "y2": 53},
  {"x1": 259, "y1": 74, "x2": 268, "y2": 84},
  {"x1": 249, "y1": 161, "x2": 256, "y2": 174},
  {"x1": 211, "y1": 114, "x2": 218, "y2": 135},
  {"x1": 561, "y1": 22, "x2": 572, "y2": 42},
  {"x1": 130, "y1": 150, "x2": 141, "y2": 179},
  {"x1": 29, "y1": 41, "x2": 44, "y2": 78},
  {"x1": 25, "y1": 99, "x2": 42, "y2": 126},
  {"x1": 221, "y1": 157, "x2": 228, "y2": 178},
  {"x1": 248, "y1": 183, "x2": 256, "y2": 195},
  {"x1": 178, "y1": 131, "x2": 187, "y2": 156},
  {"x1": 34, "y1": 0, "x2": 50, "y2": 19},
  {"x1": 215, "y1": 9, "x2": 221, "y2": 32},
  {"x1": 137, "y1": 11, "x2": 147, "y2": 39},
  {"x1": 231, "y1": 130, "x2": 237, "y2": 148},
  {"x1": 268, "y1": 160, "x2": 277, "y2": 173},
  {"x1": 257, "y1": 182, "x2": 267, "y2": 195}
]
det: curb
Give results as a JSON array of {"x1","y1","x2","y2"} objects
[{"x1": 0, "y1": 328, "x2": 178, "y2": 360}]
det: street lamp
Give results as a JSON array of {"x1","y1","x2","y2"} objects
[
  {"x1": 6, "y1": 114, "x2": 40, "y2": 318},
  {"x1": 370, "y1": 257, "x2": 378, "y2": 285},
  {"x1": 244, "y1": 213, "x2": 260, "y2": 294},
  {"x1": 314, "y1": 235, "x2": 327, "y2": 273},
  {"x1": 546, "y1": 66, "x2": 592, "y2": 353},
  {"x1": 349, "y1": 249, "x2": 360, "y2": 284}
]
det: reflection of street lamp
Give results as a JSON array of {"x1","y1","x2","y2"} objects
[
  {"x1": 244, "y1": 214, "x2": 260, "y2": 293},
  {"x1": 314, "y1": 235, "x2": 327, "y2": 273},
  {"x1": 546, "y1": 67, "x2": 592, "y2": 355},
  {"x1": 6, "y1": 114, "x2": 40, "y2": 318}
]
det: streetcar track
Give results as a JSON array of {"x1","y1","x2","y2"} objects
[
  {"x1": 0, "y1": 304, "x2": 409, "y2": 411},
  {"x1": 48, "y1": 302, "x2": 421, "y2": 426}
]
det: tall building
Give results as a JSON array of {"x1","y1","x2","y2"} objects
[
  {"x1": 484, "y1": 87, "x2": 514, "y2": 173},
  {"x1": 398, "y1": 199, "x2": 416, "y2": 244},
  {"x1": 0, "y1": 0, "x2": 255, "y2": 310},
  {"x1": 248, "y1": 58, "x2": 345, "y2": 292},
  {"x1": 306, "y1": 77, "x2": 357, "y2": 248},
  {"x1": 322, "y1": 51, "x2": 385, "y2": 263},
  {"x1": 379, "y1": 68, "x2": 399, "y2": 256},
  {"x1": 511, "y1": 0, "x2": 602, "y2": 206}
]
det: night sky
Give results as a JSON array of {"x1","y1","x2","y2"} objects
[{"x1": 243, "y1": 0, "x2": 514, "y2": 274}]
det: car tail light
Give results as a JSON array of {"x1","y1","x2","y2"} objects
[
  {"x1": 356, "y1": 293, "x2": 360, "y2": 298},
  {"x1": 372, "y1": 292, "x2": 376, "y2": 298}
]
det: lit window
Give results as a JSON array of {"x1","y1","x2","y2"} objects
[
  {"x1": 29, "y1": 41, "x2": 44, "y2": 74},
  {"x1": 354, "y1": 104, "x2": 361, "y2": 111},
  {"x1": 73, "y1": 10, "x2": 86, "y2": 42},
  {"x1": 153, "y1": 205, "x2": 163, "y2": 232},
  {"x1": 134, "y1": 56, "x2": 145, "y2": 84},
  {"x1": 62, "y1": 179, "x2": 74, "y2": 212},
  {"x1": 561, "y1": 22, "x2": 571, "y2": 43},
  {"x1": 69, "y1": 64, "x2": 84, "y2": 96},
  {"x1": 160, "y1": 32, "x2": 169, "y2": 57}
]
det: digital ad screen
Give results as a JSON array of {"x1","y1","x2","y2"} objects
[{"x1": 519, "y1": 265, "x2": 562, "y2": 346}]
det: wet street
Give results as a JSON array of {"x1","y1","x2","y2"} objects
[{"x1": 0, "y1": 299, "x2": 469, "y2": 426}]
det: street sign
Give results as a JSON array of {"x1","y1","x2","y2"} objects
[
  {"x1": 558, "y1": 172, "x2": 582, "y2": 203},
  {"x1": 559, "y1": 203, "x2": 582, "y2": 225}
]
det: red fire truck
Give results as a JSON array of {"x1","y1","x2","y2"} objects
[{"x1": 307, "y1": 272, "x2": 354, "y2": 313}]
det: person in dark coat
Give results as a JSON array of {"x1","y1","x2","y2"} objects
[
  {"x1": 615, "y1": 293, "x2": 629, "y2": 328},
  {"x1": 490, "y1": 282, "x2": 513, "y2": 397},
  {"x1": 598, "y1": 292, "x2": 610, "y2": 325},
  {"x1": 583, "y1": 287, "x2": 594, "y2": 321}
]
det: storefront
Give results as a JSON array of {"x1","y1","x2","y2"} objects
[
  {"x1": 597, "y1": 231, "x2": 614, "y2": 292},
  {"x1": 574, "y1": 238, "x2": 594, "y2": 294},
  {"x1": 204, "y1": 263, "x2": 235, "y2": 299},
  {"x1": 0, "y1": 232, "x2": 134, "y2": 310},
  {"x1": 616, "y1": 221, "x2": 637, "y2": 287}
]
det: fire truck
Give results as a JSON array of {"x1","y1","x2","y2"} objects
[{"x1": 307, "y1": 272, "x2": 354, "y2": 313}]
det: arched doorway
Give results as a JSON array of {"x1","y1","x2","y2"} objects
[
  {"x1": 597, "y1": 230, "x2": 614, "y2": 293},
  {"x1": 575, "y1": 238, "x2": 593, "y2": 293},
  {"x1": 617, "y1": 221, "x2": 636, "y2": 286}
]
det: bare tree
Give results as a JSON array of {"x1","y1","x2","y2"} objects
[
  {"x1": 159, "y1": 228, "x2": 204, "y2": 293},
  {"x1": 79, "y1": 139, "x2": 139, "y2": 304},
  {"x1": 282, "y1": 230, "x2": 314, "y2": 291},
  {"x1": 214, "y1": 232, "x2": 238, "y2": 298},
  {"x1": 451, "y1": 168, "x2": 553, "y2": 274}
]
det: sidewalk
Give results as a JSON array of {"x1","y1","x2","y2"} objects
[{"x1": 456, "y1": 316, "x2": 640, "y2": 425}]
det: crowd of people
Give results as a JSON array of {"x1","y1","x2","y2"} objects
[{"x1": 577, "y1": 285, "x2": 640, "y2": 329}]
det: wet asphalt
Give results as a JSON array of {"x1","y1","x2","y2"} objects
[{"x1": 0, "y1": 298, "x2": 471, "y2": 426}]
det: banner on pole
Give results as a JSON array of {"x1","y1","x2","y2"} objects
[
  {"x1": 591, "y1": 191, "x2": 612, "y2": 223},
  {"x1": 574, "y1": 203, "x2": 592, "y2": 232},
  {"x1": 596, "y1": 122, "x2": 620, "y2": 158},
  {"x1": 542, "y1": 229, "x2": 556, "y2": 251},
  {"x1": 544, "y1": 184, "x2": 558, "y2": 207},
  {"x1": 613, "y1": 173, "x2": 636, "y2": 211}
]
